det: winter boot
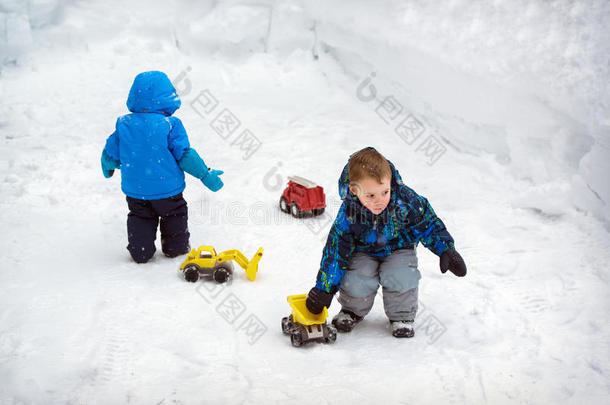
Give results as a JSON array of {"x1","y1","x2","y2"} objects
[
  {"x1": 390, "y1": 320, "x2": 415, "y2": 338},
  {"x1": 332, "y1": 309, "x2": 363, "y2": 333}
]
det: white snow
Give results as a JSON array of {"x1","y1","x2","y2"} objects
[{"x1": 1, "y1": 0, "x2": 609, "y2": 404}]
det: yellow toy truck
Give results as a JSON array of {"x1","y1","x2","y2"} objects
[
  {"x1": 281, "y1": 294, "x2": 337, "y2": 347},
  {"x1": 179, "y1": 246, "x2": 264, "y2": 283}
]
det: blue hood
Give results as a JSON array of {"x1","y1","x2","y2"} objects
[{"x1": 126, "y1": 71, "x2": 181, "y2": 116}]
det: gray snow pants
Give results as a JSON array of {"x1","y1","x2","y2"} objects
[{"x1": 338, "y1": 248, "x2": 420, "y2": 321}]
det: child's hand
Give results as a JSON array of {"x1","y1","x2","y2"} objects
[
  {"x1": 101, "y1": 149, "x2": 120, "y2": 179},
  {"x1": 201, "y1": 169, "x2": 224, "y2": 192},
  {"x1": 440, "y1": 249, "x2": 467, "y2": 277},
  {"x1": 305, "y1": 287, "x2": 334, "y2": 314}
]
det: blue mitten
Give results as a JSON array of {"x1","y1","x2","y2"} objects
[
  {"x1": 202, "y1": 169, "x2": 224, "y2": 192},
  {"x1": 178, "y1": 148, "x2": 224, "y2": 192},
  {"x1": 101, "y1": 149, "x2": 120, "y2": 178}
]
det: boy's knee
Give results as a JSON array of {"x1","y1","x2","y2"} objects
[
  {"x1": 341, "y1": 272, "x2": 380, "y2": 298},
  {"x1": 132, "y1": 256, "x2": 151, "y2": 264},
  {"x1": 128, "y1": 245, "x2": 156, "y2": 263},
  {"x1": 380, "y1": 267, "x2": 421, "y2": 293}
]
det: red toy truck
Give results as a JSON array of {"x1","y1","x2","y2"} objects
[{"x1": 280, "y1": 176, "x2": 326, "y2": 218}]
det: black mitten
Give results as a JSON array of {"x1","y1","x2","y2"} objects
[
  {"x1": 440, "y1": 249, "x2": 467, "y2": 277},
  {"x1": 305, "y1": 287, "x2": 334, "y2": 314}
]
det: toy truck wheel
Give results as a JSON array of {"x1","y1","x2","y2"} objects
[
  {"x1": 281, "y1": 315, "x2": 293, "y2": 335},
  {"x1": 313, "y1": 208, "x2": 325, "y2": 216},
  {"x1": 183, "y1": 264, "x2": 200, "y2": 282},
  {"x1": 213, "y1": 266, "x2": 232, "y2": 283},
  {"x1": 324, "y1": 325, "x2": 337, "y2": 343},
  {"x1": 279, "y1": 197, "x2": 290, "y2": 213},
  {"x1": 290, "y1": 329, "x2": 304, "y2": 347},
  {"x1": 290, "y1": 203, "x2": 302, "y2": 218}
]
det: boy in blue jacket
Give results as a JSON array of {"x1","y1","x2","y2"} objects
[
  {"x1": 101, "y1": 71, "x2": 224, "y2": 263},
  {"x1": 305, "y1": 147, "x2": 467, "y2": 338}
]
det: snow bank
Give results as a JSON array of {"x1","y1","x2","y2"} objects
[
  {"x1": 0, "y1": 0, "x2": 67, "y2": 65},
  {"x1": 295, "y1": 0, "x2": 610, "y2": 225}
]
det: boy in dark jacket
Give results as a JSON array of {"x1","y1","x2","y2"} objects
[
  {"x1": 101, "y1": 71, "x2": 224, "y2": 263},
  {"x1": 305, "y1": 147, "x2": 467, "y2": 338}
]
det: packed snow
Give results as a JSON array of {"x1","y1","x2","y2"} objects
[{"x1": 1, "y1": 0, "x2": 609, "y2": 403}]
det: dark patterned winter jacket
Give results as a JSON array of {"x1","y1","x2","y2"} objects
[{"x1": 315, "y1": 152, "x2": 455, "y2": 293}]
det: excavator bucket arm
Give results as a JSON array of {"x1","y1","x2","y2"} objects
[{"x1": 216, "y1": 247, "x2": 264, "y2": 281}]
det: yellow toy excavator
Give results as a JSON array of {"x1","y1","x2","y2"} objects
[{"x1": 179, "y1": 246, "x2": 264, "y2": 283}]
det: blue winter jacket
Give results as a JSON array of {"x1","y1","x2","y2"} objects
[
  {"x1": 315, "y1": 149, "x2": 455, "y2": 293},
  {"x1": 102, "y1": 71, "x2": 191, "y2": 200}
]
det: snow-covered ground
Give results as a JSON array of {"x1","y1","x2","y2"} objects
[{"x1": 1, "y1": 0, "x2": 609, "y2": 403}]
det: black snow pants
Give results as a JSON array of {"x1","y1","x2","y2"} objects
[{"x1": 126, "y1": 193, "x2": 190, "y2": 263}]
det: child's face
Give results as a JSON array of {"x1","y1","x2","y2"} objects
[{"x1": 349, "y1": 175, "x2": 391, "y2": 215}]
